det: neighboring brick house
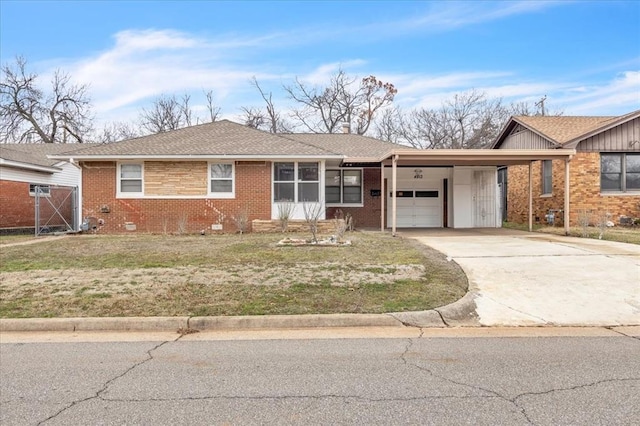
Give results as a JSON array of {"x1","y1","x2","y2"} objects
[
  {"x1": 0, "y1": 144, "x2": 83, "y2": 233},
  {"x1": 50, "y1": 120, "x2": 573, "y2": 234},
  {"x1": 492, "y1": 109, "x2": 640, "y2": 227}
]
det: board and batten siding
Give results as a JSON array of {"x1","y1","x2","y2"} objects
[
  {"x1": 577, "y1": 117, "x2": 640, "y2": 152},
  {"x1": 499, "y1": 128, "x2": 554, "y2": 149}
]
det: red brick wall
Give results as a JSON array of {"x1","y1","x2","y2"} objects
[
  {"x1": 81, "y1": 161, "x2": 272, "y2": 233},
  {"x1": 0, "y1": 180, "x2": 35, "y2": 228},
  {"x1": 507, "y1": 153, "x2": 640, "y2": 226},
  {"x1": 325, "y1": 168, "x2": 384, "y2": 229}
]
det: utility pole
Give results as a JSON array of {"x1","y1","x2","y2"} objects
[{"x1": 535, "y1": 96, "x2": 547, "y2": 116}]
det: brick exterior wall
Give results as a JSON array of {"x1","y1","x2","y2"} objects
[
  {"x1": 0, "y1": 180, "x2": 73, "y2": 230},
  {"x1": 507, "y1": 153, "x2": 640, "y2": 226},
  {"x1": 0, "y1": 180, "x2": 35, "y2": 228},
  {"x1": 326, "y1": 168, "x2": 384, "y2": 229},
  {"x1": 82, "y1": 161, "x2": 271, "y2": 234}
]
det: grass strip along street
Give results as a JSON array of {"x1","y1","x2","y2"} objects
[{"x1": 0, "y1": 232, "x2": 467, "y2": 318}]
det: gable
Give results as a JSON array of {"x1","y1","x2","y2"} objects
[
  {"x1": 498, "y1": 125, "x2": 555, "y2": 149},
  {"x1": 573, "y1": 117, "x2": 640, "y2": 152}
]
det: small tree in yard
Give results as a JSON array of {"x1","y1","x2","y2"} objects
[
  {"x1": 302, "y1": 201, "x2": 324, "y2": 243},
  {"x1": 277, "y1": 201, "x2": 295, "y2": 232},
  {"x1": 232, "y1": 207, "x2": 250, "y2": 234}
]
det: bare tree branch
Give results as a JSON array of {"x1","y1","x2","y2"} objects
[
  {"x1": 1, "y1": 56, "x2": 93, "y2": 143},
  {"x1": 284, "y1": 69, "x2": 396, "y2": 135}
]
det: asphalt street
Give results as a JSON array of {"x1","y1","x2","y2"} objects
[{"x1": 1, "y1": 327, "x2": 639, "y2": 425}]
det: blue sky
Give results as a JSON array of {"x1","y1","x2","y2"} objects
[{"x1": 1, "y1": 0, "x2": 639, "y2": 129}]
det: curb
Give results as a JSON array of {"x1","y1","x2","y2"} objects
[
  {"x1": 0, "y1": 299, "x2": 478, "y2": 333},
  {"x1": 0, "y1": 313, "x2": 408, "y2": 333}
]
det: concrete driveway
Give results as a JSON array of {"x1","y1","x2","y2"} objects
[{"x1": 404, "y1": 229, "x2": 640, "y2": 327}]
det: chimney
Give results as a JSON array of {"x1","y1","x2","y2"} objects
[{"x1": 342, "y1": 122, "x2": 350, "y2": 134}]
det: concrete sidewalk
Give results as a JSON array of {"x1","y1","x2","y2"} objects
[{"x1": 408, "y1": 230, "x2": 640, "y2": 327}]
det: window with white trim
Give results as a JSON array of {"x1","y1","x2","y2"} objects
[
  {"x1": 298, "y1": 162, "x2": 319, "y2": 202},
  {"x1": 209, "y1": 162, "x2": 235, "y2": 197},
  {"x1": 325, "y1": 169, "x2": 362, "y2": 205},
  {"x1": 118, "y1": 163, "x2": 143, "y2": 195},
  {"x1": 541, "y1": 160, "x2": 552, "y2": 195},
  {"x1": 601, "y1": 153, "x2": 640, "y2": 192},
  {"x1": 273, "y1": 162, "x2": 319, "y2": 202},
  {"x1": 29, "y1": 184, "x2": 50, "y2": 196}
]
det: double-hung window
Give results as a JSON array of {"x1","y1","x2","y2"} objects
[
  {"x1": 118, "y1": 163, "x2": 143, "y2": 196},
  {"x1": 601, "y1": 153, "x2": 640, "y2": 192},
  {"x1": 209, "y1": 162, "x2": 234, "y2": 198},
  {"x1": 273, "y1": 162, "x2": 319, "y2": 202},
  {"x1": 541, "y1": 160, "x2": 552, "y2": 195},
  {"x1": 298, "y1": 162, "x2": 319, "y2": 202},
  {"x1": 325, "y1": 169, "x2": 362, "y2": 205}
]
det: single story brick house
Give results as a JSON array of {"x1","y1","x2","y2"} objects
[
  {"x1": 0, "y1": 144, "x2": 83, "y2": 233},
  {"x1": 492, "y1": 109, "x2": 640, "y2": 228},
  {"x1": 49, "y1": 120, "x2": 573, "y2": 234}
]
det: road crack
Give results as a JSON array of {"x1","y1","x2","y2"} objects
[
  {"x1": 36, "y1": 335, "x2": 182, "y2": 425},
  {"x1": 401, "y1": 334, "x2": 535, "y2": 424},
  {"x1": 513, "y1": 377, "x2": 640, "y2": 402}
]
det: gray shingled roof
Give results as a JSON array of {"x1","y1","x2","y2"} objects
[
  {"x1": 0, "y1": 143, "x2": 86, "y2": 169},
  {"x1": 514, "y1": 115, "x2": 617, "y2": 145},
  {"x1": 494, "y1": 109, "x2": 640, "y2": 148},
  {"x1": 284, "y1": 133, "x2": 411, "y2": 158},
  {"x1": 61, "y1": 120, "x2": 339, "y2": 158}
]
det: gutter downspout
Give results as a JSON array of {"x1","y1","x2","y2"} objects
[{"x1": 564, "y1": 155, "x2": 572, "y2": 236}]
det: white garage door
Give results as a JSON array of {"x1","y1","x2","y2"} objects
[{"x1": 388, "y1": 188, "x2": 441, "y2": 228}]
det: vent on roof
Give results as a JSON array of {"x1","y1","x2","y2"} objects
[{"x1": 342, "y1": 122, "x2": 351, "y2": 134}]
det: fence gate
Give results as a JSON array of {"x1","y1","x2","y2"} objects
[{"x1": 34, "y1": 185, "x2": 78, "y2": 236}]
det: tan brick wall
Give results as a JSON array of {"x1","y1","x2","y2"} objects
[
  {"x1": 145, "y1": 161, "x2": 207, "y2": 196},
  {"x1": 506, "y1": 153, "x2": 640, "y2": 226},
  {"x1": 82, "y1": 160, "x2": 271, "y2": 234},
  {"x1": 252, "y1": 219, "x2": 343, "y2": 234}
]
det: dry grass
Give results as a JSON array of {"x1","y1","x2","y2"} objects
[
  {"x1": 503, "y1": 222, "x2": 640, "y2": 245},
  {"x1": 0, "y1": 231, "x2": 467, "y2": 318}
]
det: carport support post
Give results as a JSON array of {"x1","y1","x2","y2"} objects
[
  {"x1": 392, "y1": 154, "x2": 398, "y2": 236},
  {"x1": 528, "y1": 161, "x2": 533, "y2": 232},
  {"x1": 564, "y1": 157, "x2": 571, "y2": 236},
  {"x1": 380, "y1": 161, "x2": 385, "y2": 232}
]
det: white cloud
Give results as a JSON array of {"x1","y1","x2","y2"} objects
[{"x1": 556, "y1": 71, "x2": 640, "y2": 114}]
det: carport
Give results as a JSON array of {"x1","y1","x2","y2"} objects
[{"x1": 348, "y1": 149, "x2": 576, "y2": 235}]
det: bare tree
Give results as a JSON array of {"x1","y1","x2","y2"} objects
[
  {"x1": 1, "y1": 56, "x2": 92, "y2": 143},
  {"x1": 239, "y1": 106, "x2": 267, "y2": 130},
  {"x1": 204, "y1": 89, "x2": 221, "y2": 123},
  {"x1": 139, "y1": 93, "x2": 192, "y2": 134},
  {"x1": 284, "y1": 69, "x2": 396, "y2": 135},
  {"x1": 396, "y1": 90, "x2": 509, "y2": 149},
  {"x1": 96, "y1": 121, "x2": 140, "y2": 143},
  {"x1": 249, "y1": 77, "x2": 291, "y2": 133}
]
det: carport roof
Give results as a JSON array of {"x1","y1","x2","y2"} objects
[{"x1": 345, "y1": 148, "x2": 576, "y2": 166}]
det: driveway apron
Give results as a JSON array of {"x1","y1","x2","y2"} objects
[{"x1": 406, "y1": 230, "x2": 640, "y2": 327}]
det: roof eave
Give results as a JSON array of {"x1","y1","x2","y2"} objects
[
  {"x1": 48, "y1": 154, "x2": 346, "y2": 161},
  {"x1": 379, "y1": 148, "x2": 576, "y2": 166},
  {"x1": 0, "y1": 158, "x2": 60, "y2": 173}
]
